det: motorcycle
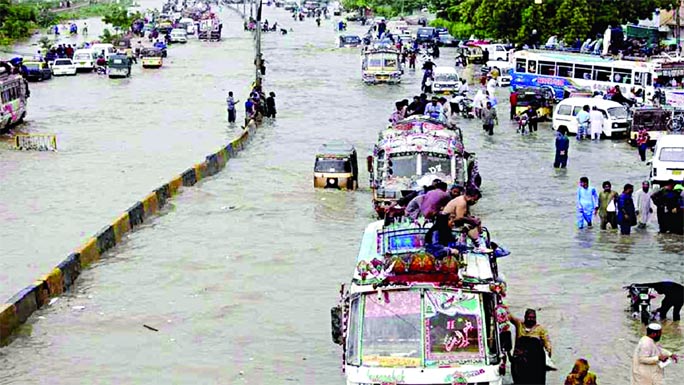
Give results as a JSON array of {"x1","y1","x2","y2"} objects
[
  {"x1": 95, "y1": 65, "x2": 107, "y2": 75},
  {"x1": 452, "y1": 93, "x2": 475, "y2": 119},
  {"x1": 624, "y1": 284, "x2": 656, "y2": 325}
]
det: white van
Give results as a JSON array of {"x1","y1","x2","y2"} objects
[
  {"x1": 432, "y1": 66, "x2": 460, "y2": 94},
  {"x1": 90, "y1": 43, "x2": 116, "y2": 60},
  {"x1": 552, "y1": 97, "x2": 629, "y2": 138},
  {"x1": 649, "y1": 134, "x2": 684, "y2": 186},
  {"x1": 486, "y1": 60, "x2": 512, "y2": 86},
  {"x1": 73, "y1": 48, "x2": 97, "y2": 71},
  {"x1": 482, "y1": 43, "x2": 509, "y2": 61}
]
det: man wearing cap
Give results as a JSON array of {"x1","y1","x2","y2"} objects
[{"x1": 631, "y1": 323, "x2": 677, "y2": 385}]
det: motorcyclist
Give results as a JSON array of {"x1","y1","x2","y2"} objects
[{"x1": 633, "y1": 281, "x2": 684, "y2": 321}]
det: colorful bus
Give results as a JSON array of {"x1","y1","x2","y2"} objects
[
  {"x1": 0, "y1": 62, "x2": 29, "y2": 133},
  {"x1": 510, "y1": 50, "x2": 656, "y2": 100}
]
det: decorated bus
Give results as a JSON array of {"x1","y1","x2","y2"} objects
[
  {"x1": 0, "y1": 62, "x2": 29, "y2": 133},
  {"x1": 367, "y1": 116, "x2": 480, "y2": 218},
  {"x1": 331, "y1": 220, "x2": 507, "y2": 385},
  {"x1": 510, "y1": 50, "x2": 657, "y2": 100}
]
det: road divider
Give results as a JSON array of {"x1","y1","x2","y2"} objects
[{"x1": 0, "y1": 119, "x2": 259, "y2": 344}]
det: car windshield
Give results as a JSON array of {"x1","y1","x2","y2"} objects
[
  {"x1": 55, "y1": 60, "x2": 71, "y2": 65},
  {"x1": 435, "y1": 73, "x2": 458, "y2": 82},
  {"x1": 387, "y1": 155, "x2": 417, "y2": 177},
  {"x1": 608, "y1": 106, "x2": 629, "y2": 119},
  {"x1": 75, "y1": 53, "x2": 92, "y2": 60},
  {"x1": 314, "y1": 158, "x2": 350, "y2": 172},
  {"x1": 421, "y1": 154, "x2": 451, "y2": 176},
  {"x1": 25, "y1": 63, "x2": 40, "y2": 69},
  {"x1": 659, "y1": 147, "x2": 684, "y2": 162}
]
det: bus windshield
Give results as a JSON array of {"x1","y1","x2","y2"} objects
[
  {"x1": 387, "y1": 154, "x2": 417, "y2": 177},
  {"x1": 351, "y1": 289, "x2": 491, "y2": 368}
]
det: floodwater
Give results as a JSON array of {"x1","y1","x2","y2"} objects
[{"x1": 1, "y1": 4, "x2": 683, "y2": 385}]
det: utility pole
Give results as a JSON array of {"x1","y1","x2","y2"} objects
[
  {"x1": 678, "y1": 0, "x2": 682, "y2": 56},
  {"x1": 250, "y1": 0, "x2": 254, "y2": 19},
  {"x1": 243, "y1": 0, "x2": 246, "y2": 18},
  {"x1": 255, "y1": 0, "x2": 263, "y2": 88}
]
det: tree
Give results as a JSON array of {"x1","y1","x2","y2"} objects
[{"x1": 102, "y1": 6, "x2": 132, "y2": 31}]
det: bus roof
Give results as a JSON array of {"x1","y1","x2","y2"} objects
[{"x1": 514, "y1": 50, "x2": 654, "y2": 69}]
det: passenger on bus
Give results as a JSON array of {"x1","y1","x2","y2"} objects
[{"x1": 424, "y1": 213, "x2": 459, "y2": 259}]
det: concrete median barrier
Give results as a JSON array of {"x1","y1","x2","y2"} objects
[{"x1": 0, "y1": 118, "x2": 260, "y2": 344}]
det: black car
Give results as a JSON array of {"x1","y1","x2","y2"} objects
[
  {"x1": 416, "y1": 27, "x2": 437, "y2": 44},
  {"x1": 437, "y1": 32, "x2": 459, "y2": 47},
  {"x1": 24, "y1": 61, "x2": 52, "y2": 81}
]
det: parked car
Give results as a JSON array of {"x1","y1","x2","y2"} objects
[
  {"x1": 23, "y1": 61, "x2": 52, "y2": 81},
  {"x1": 649, "y1": 134, "x2": 684, "y2": 186},
  {"x1": 50, "y1": 58, "x2": 77, "y2": 76}
]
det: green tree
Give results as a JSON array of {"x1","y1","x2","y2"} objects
[{"x1": 102, "y1": 6, "x2": 133, "y2": 31}]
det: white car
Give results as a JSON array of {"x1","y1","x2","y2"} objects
[
  {"x1": 179, "y1": 17, "x2": 197, "y2": 35},
  {"x1": 649, "y1": 134, "x2": 684, "y2": 186},
  {"x1": 73, "y1": 49, "x2": 97, "y2": 71},
  {"x1": 170, "y1": 28, "x2": 188, "y2": 43},
  {"x1": 552, "y1": 97, "x2": 629, "y2": 138},
  {"x1": 51, "y1": 58, "x2": 77, "y2": 76}
]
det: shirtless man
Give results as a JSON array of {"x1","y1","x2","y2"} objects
[{"x1": 443, "y1": 187, "x2": 490, "y2": 252}]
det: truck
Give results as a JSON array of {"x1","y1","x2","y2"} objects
[
  {"x1": 331, "y1": 220, "x2": 506, "y2": 385},
  {"x1": 198, "y1": 13, "x2": 222, "y2": 41}
]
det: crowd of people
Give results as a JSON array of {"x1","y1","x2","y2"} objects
[{"x1": 575, "y1": 177, "x2": 684, "y2": 235}]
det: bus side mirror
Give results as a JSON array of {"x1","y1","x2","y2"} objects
[
  {"x1": 330, "y1": 306, "x2": 344, "y2": 345},
  {"x1": 367, "y1": 155, "x2": 373, "y2": 173}
]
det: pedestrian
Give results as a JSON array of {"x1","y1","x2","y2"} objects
[
  {"x1": 481, "y1": 101, "x2": 497, "y2": 136},
  {"x1": 423, "y1": 74, "x2": 433, "y2": 93},
  {"x1": 576, "y1": 176, "x2": 598, "y2": 229},
  {"x1": 408, "y1": 51, "x2": 416, "y2": 70},
  {"x1": 473, "y1": 89, "x2": 485, "y2": 118},
  {"x1": 633, "y1": 282, "x2": 684, "y2": 321},
  {"x1": 617, "y1": 183, "x2": 636, "y2": 235},
  {"x1": 576, "y1": 105, "x2": 590, "y2": 140},
  {"x1": 226, "y1": 91, "x2": 239, "y2": 123},
  {"x1": 482, "y1": 47, "x2": 489, "y2": 63},
  {"x1": 598, "y1": 181, "x2": 618, "y2": 230},
  {"x1": 509, "y1": 91, "x2": 518, "y2": 120},
  {"x1": 524, "y1": 104, "x2": 539, "y2": 132},
  {"x1": 651, "y1": 180, "x2": 682, "y2": 234},
  {"x1": 636, "y1": 127, "x2": 651, "y2": 162},
  {"x1": 265, "y1": 92, "x2": 276, "y2": 118},
  {"x1": 564, "y1": 358, "x2": 597, "y2": 385},
  {"x1": 244, "y1": 97, "x2": 255, "y2": 125},
  {"x1": 589, "y1": 106, "x2": 604, "y2": 140},
  {"x1": 508, "y1": 308, "x2": 554, "y2": 385},
  {"x1": 631, "y1": 323, "x2": 678, "y2": 385},
  {"x1": 635, "y1": 181, "x2": 655, "y2": 228},
  {"x1": 554, "y1": 127, "x2": 570, "y2": 168}
]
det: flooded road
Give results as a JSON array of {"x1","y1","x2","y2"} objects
[
  {"x1": 1, "y1": 4, "x2": 684, "y2": 385},
  {"x1": 0, "y1": 5, "x2": 254, "y2": 301}
]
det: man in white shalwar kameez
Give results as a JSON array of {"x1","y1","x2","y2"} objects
[
  {"x1": 634, "y1": 181, "x2": 656, "y2": 228},
  {"x1": 589, "y1": 106, "x2": 604, "y2": 140},
  {"x1": 631, "y1": 323, "x2": 677, "y2": 385}
]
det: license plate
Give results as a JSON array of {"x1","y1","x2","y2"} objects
[
  {"x1": 673, "y1": 170, "x2": 682, "y2": 175},
  {"x1": 640, "y1": 293, "x2": 649, "y2": 300},
  {"x1": 80, "y1": 62, "x2": 85, "y2": 65},
  {"x1": 378, "y1": 76, "x2": 388, "y2": 80}
]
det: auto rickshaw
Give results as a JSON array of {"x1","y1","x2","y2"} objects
[
  {"x1": 313, "y1": 142, "x2": 358, "y2": 190},
  {"x1": 107, "y1": 54, "x2": 132, "y2": 78},
  {"x1": 628, "y1": 107, "x2": 673, "y2": 146},
  {"x1": 140, "y1": 47, "x2": 163, "y2": 68},
  {"x1": 113, "y1": 37, "x2": 131, "y2": 54},
  {"x1": 514, "y1": 87, "x2": 554, "y2": 120},
  {"x1": 457, "y1": 46, "x2": 484, "y2": 64}
]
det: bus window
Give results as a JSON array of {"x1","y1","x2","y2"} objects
[
  {"x1": 539, "y1": 61, "x2": 555, "y2": 76},
  {"x1": 645, "y1": 73, "x2": 652, "y2": 86},
  {"x1": 593, "y1": 66, "x2": 612, "y2": 82},
  {"x1": 574, "y1": 65, "x2": 592, "y2": 80},
  {"x1": 558, "y1": 63, "x2": 573, "y2": 77},
  {"x1": 613, "y1": 68, "x2": 631, "y2": 84},
  {"x1": 528, "y1": 60, "x2": 537, "y2": 74},
  {"x1": 516, "y1": 58, "x2": 526, "y2": 73}
]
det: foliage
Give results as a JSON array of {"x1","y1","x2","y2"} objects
[
  {"x1": 341, "y1": 0, "x2": 430, "y2": 16},
  {"x1": 99, "y1": 27, "x2": 118, "y2": 43},
  {"x1": 0, "y1": 0, "x2": 38, "y2": 42},
  {"x1": 429, "y1": 0, "x2": 683, "y2": 44}
]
